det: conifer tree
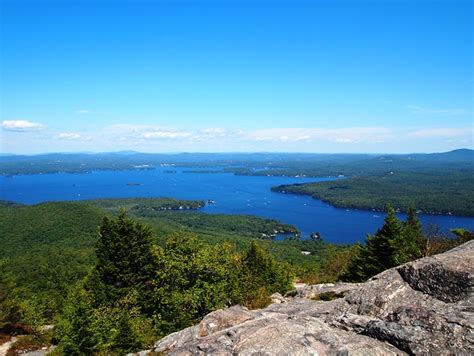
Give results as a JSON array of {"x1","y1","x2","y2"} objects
[
  {"x1": 368, "y1": 204, "x2": 402, "y2": 270},
  {"x1": 55, "y1": 287, "x2": 98, "y2": 355},
  {"x1": 405, "y1": 207, "x2": 423, "y2": 235},
  {"x1": 340, "y1": 242, "x2": 366, "y2": 282},
  {"x1": 342, "y1": 204, "x2": 404, "y2": 281},
  {"x1": 94, "y1": 211, "x2": 157, "y2": 298},
  {"x1": 392, "y1": 207, "x2": 424, "y2": 264}
]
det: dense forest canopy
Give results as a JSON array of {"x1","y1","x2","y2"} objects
[{"x1": 272, "y1": 171, "x2": 474, "y2": 216}]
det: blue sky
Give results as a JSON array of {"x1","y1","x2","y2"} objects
[{"x1": 1, "y1": 0, "x2": 472, "y2": 154}]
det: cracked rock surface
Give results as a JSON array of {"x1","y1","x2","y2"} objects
[{"x1": 147, "y1": 241, "x2": 474, "y2": 355}]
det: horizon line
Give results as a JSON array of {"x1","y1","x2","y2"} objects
[{"x1": 1, "y1": 148, "x2": 472, "y2": 157}]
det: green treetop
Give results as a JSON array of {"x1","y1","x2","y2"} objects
[
  {"x1": 94, "y1": 211, "x2": 157, "y2": 297},
  {"x1": 343, "y1": 204, "x2": 421, "y2": 282}
]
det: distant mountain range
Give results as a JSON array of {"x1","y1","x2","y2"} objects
[
  {"x1": 0, "y1": 149, "x2": 472, "y2": 176},
  {"x1": 1, "y1": 148, "x2": 472, "y2": 159}
]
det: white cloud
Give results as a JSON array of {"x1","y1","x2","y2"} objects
[
  {"x1": 406, "y1": 105, "x2": 469, "y2": 116},
  {"x1": 89, "y1": 124, "x2": 472, "y2": 151},
  {"x1": 201, "y1": 128, "x2": 227, "y2": 137},
  {"x1": 324, "y1": 127, "x2": 393, "y2": 144},
  {"x1": 247, "y1": 127, "x2": 392, "y2": 144},
  {"x1": 250, "y1": 128, "x2": 314, "y2": 142},
  {"x1": 193, "y1": 128, "x2": 231, "y2": 141},
  {"x1": 56, "y1": 132, "x2": 92, "y2": 141},
  {"x1": 406, "y1": 127, "x2": 472, "y2": 138},
  {"x1": 3, "y1": 120, "x2": 473, "y2": 154},
  {"x1": 1, "y1": 120, "x2": 45, "y2": 131},
  {"x1": 105, "y1": 124, "x2": 192, "y2": 140},
  {"x1": 141, "y1": 130, "x2": 191, "y2": 139},
  {"x1": 57, "y1": 132, "x2": 82, "y2": 140},
  {"x1": 335, "y1": 138, "x2": 353, "y2": 143},
  {"x1": 106, "y1": 124, "x2": 148, "y2": 134}
]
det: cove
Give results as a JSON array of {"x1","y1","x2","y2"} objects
[{"x1": 1, "y1": 167, "x2": 473, "y2": 244}]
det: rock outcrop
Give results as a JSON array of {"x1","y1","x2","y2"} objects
[{"x1": 148, "y1": 241, "x2": 474, "y2": 355}]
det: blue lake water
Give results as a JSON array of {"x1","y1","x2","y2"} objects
[{"x1": 1, "y1": 167, "x2": 473, "y2": 244}]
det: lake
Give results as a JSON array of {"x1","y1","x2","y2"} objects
[{"x1": 1, "y1": 167, "x2": 473, "y2": 244}]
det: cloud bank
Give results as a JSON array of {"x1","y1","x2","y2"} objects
[{"x1": 1, "y1": 119, "x2": 472, "y2": 154}]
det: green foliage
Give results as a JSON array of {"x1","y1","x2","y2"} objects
[
  {"x1": 54, "y1": 287, "x2": 98, "y2": 355},
  {"x1": 0, "y1": 258, "x2": 21, "y2": 325},
  {"x1": 393, "y1": 207, "x2": 424, "y2": 264},
  {"x1": 150, "y1": 233, "x2": 243, "y2": 334},
  {"x1": 273, "y1": 171, "x2": 474, "y2": 216},
  {"x1": 343, "y1": 205, "x2": 422, "y2": 282},
  {"x1": 16, "y1": 298, "x2": 47, "y2": 336},
  {"x1": 0, "y1": 199, "x2": 323, "y2": 327},
  {"x1": 94, "y1": 211, "x2": 157, "y2": 302},
  {"x1": 240, "y1": 241, "x2": 293, "y2": 308},
  {"x1": 55, "y1": 215, "x2": 296, "y2": 353},
  {"x1": 0, "y1": 202, "x2": 101, "y2": 320},
  {"x1": 140, "y1": 211, "x2": 298, "y2": 241},
  {"x1": 56, "y1": 284, "x2": 155, "y2": 353},
  {"x1": 91, "y1": 197, "x2": 205, "y2": 213},
  {"x1": 341, "y1": 205, "x2": 473, "y2": 283},
  {"x1": 299, "y1": 244, "x2": 357, "y2": 284}
]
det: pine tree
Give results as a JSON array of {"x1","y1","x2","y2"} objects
[
  {"x1": 342, "y1": 205, "x2": 404, "y2": 281},
  {"x1": 392, "y1": 207, "x2": 424, "y2": 264},
  {"x1": 110, "y1": 311, "x2": 144, "y2": 353},
  {"x1": 55, "y1": 287, "x2": 98, "y2": 355},
  {"x1": 405, "y1": 207, "x2": 423, "y2": 235},
  {"x1": 94, "y1": 211, "x2": 157, "y2": 299},
  {"x1": 340, "y1": 242, "x2": 367, "y2": 282},
  {"x1": 368, "y1": 205, "x2": 402, "y2": 270}
]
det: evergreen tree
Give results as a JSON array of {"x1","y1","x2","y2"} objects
[
  {"x1": 94, "y1": 211, "x2": 157, "y2": 300},
  {"x1": 55, "y1": 287, "x2": 98, "y2": 355},
  {"x1": 342, "y1": 205, "x2": 404, "y2": 281},
  {"x1": 368, "y1": 205, "x2": 402, "y2": 269},
  {"x1": 341, "y1": 242, "x2": 369, "y2": 282},
  {"x1": 405, "y1": 207, "x2": 423, "y2": 234},
  {"x1": 392, "y1": 207, "x2": 424, "y2": 264},
  {"x1": 108, "y1": 310, "x2": 144, "y2": 353}
]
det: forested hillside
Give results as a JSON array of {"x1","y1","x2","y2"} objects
[
  {"x1": 268, "y1": 149, "x2": 474, "y2": 215},
  {"x1": 0, "y1": 198, "x2": 347, "y2": 323},
  {"x1": 272, "y1": 171, "x2": 474, "y2": 216}
]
